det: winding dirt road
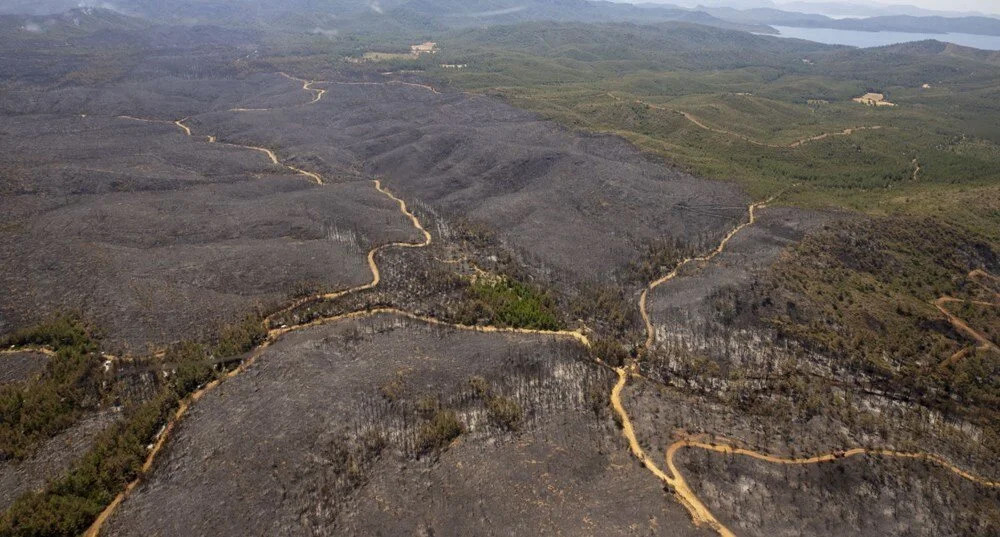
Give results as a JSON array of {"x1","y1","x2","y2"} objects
[
  {"x1": 609, "y1": 189, "x2": 1000, "y2": 536},
  {"x1": 267, "y1": 178, "x2": 433, "y2": 322},
  {"x1": 610, "y1": 191, "x2": 780, "y2": 537},
  {"x1": 638, "y1": 193, "x2": 776, "y2": 349},
  {"x1": 935, "y1": 270, "x2": 1000, "y2": 369},
  {"x1": 280, "y1": 72, "x2": 327, "y2": 104},
  {"x1": 230, "y1": 72, "x2": 328, "y2": 111},
  {"x1": 83, "y1": 308, "x2": 593, "y2": 537},
  {"x1": 667, "y1": 439, "x2": 1000, "y2": 488},
  {"x1": 606, "y1": 93, "x2": 884, "y2": 149},
  {"x1": 81, "y1": 178, "x2": 592, "y2": 537},
  {"x1": 0, "y1": 346, "x2": 57, "y2": 358}
]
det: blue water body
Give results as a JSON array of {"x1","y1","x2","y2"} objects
[{"x1": 770, "y1": 25, "x2": 1000, "y2": 50}]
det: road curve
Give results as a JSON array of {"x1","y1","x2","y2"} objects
[
  {"x1": 659, "y1": 437, "x2": 1000, "y2": 537},
  {"x1": 606, "y1": 93, "x2": 883, "y2": 149},
  {"x1": 668, "y1": 439, "x2": 1000, "y2": 488},
  {"x1": 611, "y1": 191, "x2": 776, "y2": 537},
  {"x1": 266, "y1": 179, "x2": 433, "y2": 323},
  {"x1": 934, "y1": 270, "x2": 1000, "y2": 368},
  {"x1": 611, "y1": 190, "x2": 1000, "y2": 537},
  {"x1": 639, "y1": 193, "x2": 777, "y2": 349}
]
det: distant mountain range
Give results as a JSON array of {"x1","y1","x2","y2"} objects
[
  {"x1": 702, "y1": 7, "x2": 1000, "y2": 35},
  {"x1": 776, "y1": 1, "x2": 993, "y2": 18},
  {"x1": 2, "y1": 0, "x2": 999, "y2": 38},
  {"x1": 661, "y1": 0, "x2": 998, "y2": 18},
  {"x1": 0, "y1": 0, "x2": 771, "y2": 33}
]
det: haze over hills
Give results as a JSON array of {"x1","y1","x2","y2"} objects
[
  {"x1": 703, "y1": 7, "x2": 1000, "y2": 35},
  {"x1": 6, "y1": 0, "x2": 1000, "y2": 37},
  {"x1": 0, "y1": 0, "x2": 770, "y2": 32},
  {"x1": 618, "y1": 0, "x2": 1000, "y2": 36},
  {"x1": 639, "y1": 0, "x2": 1000, "y2": 18}
]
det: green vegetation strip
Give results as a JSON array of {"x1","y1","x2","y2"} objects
[
  {"x1": 0, "y1": 318, "x2": 100, "y2": 461},
  {"x1": 0, "y1": 316, "x2": 266, "y2": 537},
  {"x1": 465, "y1": 279, "x2": 562, "y2": 331}
]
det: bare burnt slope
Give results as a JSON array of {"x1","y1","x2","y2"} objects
[
  {"x1": 101, "y1": 313, "x2": 710, "y2": 537},
  {"x1": 647, "y1": 206, "x2": 838, "y2": 344},
  {"x1": 2, "y1": 71, "x2": 747, "y2": 348},
  {"x1": 677, "y1": 447, "x2": 1000, "y2": 537},
  {"x1": 191, "y1": 74, "x2": 749, "y2": 285},
  {"x1": 0, "y1": 112, "x2": 420, "y2": 349}
]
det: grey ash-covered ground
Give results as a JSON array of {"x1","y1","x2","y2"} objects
[
  {"x1": 186, "y1": 74, "x2": 749, "y2": 285},
  {"x1": 678, "y1": 448, "x2": 1000, "y2": 536},
  {"x1": 0, "y1": 350, "x2": 49, "y2": 385},
  {"x1": 0, "y1": 411, "x2": 118, "y2": 512},
  {"x1": 0, "y1": 109, "x2": 419, "y2": 350},
  {"x1": 1, "y1": 69, "x2": 747, "y2": 349},
  {"x1": 100, "y1": 314, "x2": 711, "y2": 537}
]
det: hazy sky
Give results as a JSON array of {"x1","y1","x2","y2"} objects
[
  {"x1": 869, "y1": 0, "x2": 999, "y2": 14},
  {"x1": 628, "y1": 0, "x2": 1000, "y2": 16}
]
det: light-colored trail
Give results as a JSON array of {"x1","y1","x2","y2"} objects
[
  {"x1": 267, "y1": 179, "x2": 432, "y2": 322},
  {"x1": 971, "y1": 268, "x2": 1000, "y2": 286},
  {"x1": 0, "y1": 346, "x2": 58, "y2": 358},
  {"x1": 328, "y1": 79, "x2": 444, "y2": 95},
  {"x1": 606, "y1": 93, "x2": 883, "y2": 149},
  {"x1": 84, "y1": 311, "x2": 590, "y2": 537},
  {"x1": 666, "y1": 440, "x2": 1000, "y2": 508},
  {"x1": 229, "y1": 72, "x2": 328, "y2": 112},
  {"x1": 609, "y1": 189, "x2": 1000, "y2": 537},
  {"x1": 117, "y1": 115, "x2": 297, "y2": 179},
  {"x1": 172, "y1": 118, "x2": 323, "y2": 185},
  {"x1": 610, "y1": 191, "x2": 777, "y2": 537},
  {"x1": 173, "y1": 118, "x2": 192, "y2": 136},
  {"x1": 674, "y1": 108, "x2": 882, "y2": 149},
  {"x1": 788, "y1": 126, "x2": 884, "y2": 148},
  {"x1": 279, "y1": 72, "x2": 327, "y2": 104},
  {"x1": 934, "y1": 270, "x2": 1000, "y2": 369},
  {"x1": 83, "y1": 164, "x2": 436, "y2": 536},
  {"x1": 639, "y1": 193, "x2": 777, "y2": 349}
]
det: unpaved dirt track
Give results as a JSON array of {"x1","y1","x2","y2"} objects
[
  {"x1": 83, "y1": 103, "x2": 595, "y2": 532},
  {"x1": 787, "y1": 126, "x2": 884, "y2": 148},
  {"x1": 121, "y1": 114, "x2": 316, "y2": 184},
  {"x1": 668, "y1": 439, "x2": 1000, "y2": 489},
  {"x1": 935, "y1": 269, "x2": 1000, "y2": 368},
  {"x1": 638, "y1": 193, "x2": 778, "y2": 349},
  {"x1": 611, "y1": 191, "x2": 781, "y2": 537},
  {"x1": 81, "y1": 120, "x2": 437, "y2": 537},
  {"x1": 608, "y1": 186, "x2": 1000, "y2": 536},
  {"x1": 606, "y1": 92, "x2": 884, "y2": 149},
  {"x1": 267, "y1": 179, "x2": 433, "y2": 321},
  {"x1": 229, "y1": 72, "x2": 327, "y2": 111},
  {"x1": 175, "y1": 118, "x2": 325, "y2": 184},
  {"x1": 0, "y1": 346, "x2": 56, "y2": 358}
]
